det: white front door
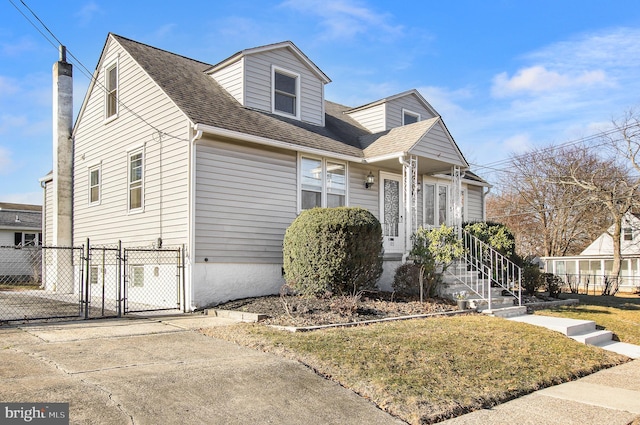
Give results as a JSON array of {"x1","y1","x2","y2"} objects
[{"x1": 380, "y1": 172, "x2": 404, "y2": 253}]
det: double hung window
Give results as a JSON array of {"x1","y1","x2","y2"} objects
[
  {"x1": 128, "y1": 149, "x2": 143, "y2": 212},
  {"x1": 273, "y1": 67, "x2": 300, "y2": 118},
  {"x1": 300, "y1": 156, "x2": 346, "y2": 210}
]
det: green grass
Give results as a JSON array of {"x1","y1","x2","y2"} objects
[
  {"x1": 0, "y1": 283, "x2": 41, "y2": 291},
  {"x1": 201, "y1": 315, "x2": 627, "y2": 424},
  {"x1": 537, "y1": 293, "x2": 640, "y2": 345}
]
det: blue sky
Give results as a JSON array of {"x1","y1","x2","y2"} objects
[{"x1": 1, "y1": 0, "x2": 640, "y2": 205}]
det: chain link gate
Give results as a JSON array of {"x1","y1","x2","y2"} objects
[
  {"x1": 1, "y1": 242, "x2": 183, "y2": 323},
  {"x1": 122, "y1": 247, "x2": 182, "y2": 313}
]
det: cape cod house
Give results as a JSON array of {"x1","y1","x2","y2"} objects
[
  {"x1": 541, "y1": 212, "x2": 640, "y2": 293},
  {"x1": 42, "y1": 33, "x2": 491, "y2": 310}
]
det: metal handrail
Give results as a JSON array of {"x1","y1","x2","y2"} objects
[{"x1": 446, "y1": 230, "x2": 522, "y2": 309}]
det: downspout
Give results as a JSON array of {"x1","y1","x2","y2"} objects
[
  {"x1": 399, "y1": 155, "x2": 411, "y2": 263},
  {"x1": 188, "y1": 126, "x2": 203, "y2": 311},
  {"x1": 483, "y1": 186, "x2": 491, "y2": 222}
]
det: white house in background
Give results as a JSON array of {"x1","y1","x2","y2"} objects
[
  {"x1": 0, "y1": 203, "x2": 42, "y2": 282},
  {"x1": 42, "y1": 33, "x2": 490, "y2": 309},
  {"x1": 541, "y1": 212, "x2": 640, "y2": 293}
]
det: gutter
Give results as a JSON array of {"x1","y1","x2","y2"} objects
[
  {"x1": 188, "y1": 127, "x2": 204, "y2": 312},
  {"x1": 193, "y1": 123, "x2": 364, "y2": 163}
]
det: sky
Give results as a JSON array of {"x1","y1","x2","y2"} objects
[{"x1": 1, "y1": 0, "x2": 640, "y2": 205}]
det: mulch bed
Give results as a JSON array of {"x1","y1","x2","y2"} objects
[{"x1": 213, "y1": 292, "x2": 461, "y2": 327}]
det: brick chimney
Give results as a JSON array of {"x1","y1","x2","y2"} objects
[{"x1": 52, "y1": 45, "x2": 73, "y2": 247}]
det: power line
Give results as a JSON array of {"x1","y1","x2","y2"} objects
[{"x1": 9, "y1": 0, "x2": 190, "y2": 144}]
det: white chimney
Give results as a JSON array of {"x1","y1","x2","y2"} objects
[{"x1": 52, "y1": 45, "x2": 73, "y2": 247}]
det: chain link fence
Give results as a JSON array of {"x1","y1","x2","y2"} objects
[{"x1": 0, "y1": 242, "x2": 183, "y2": 323}]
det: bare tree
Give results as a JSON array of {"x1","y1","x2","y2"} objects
[
  {"x1": 554, "y1": 111, "x2": 640, "y2": 291},
  {"x1": 487, "y1": 145, "x2": 609, "y2": 258}
]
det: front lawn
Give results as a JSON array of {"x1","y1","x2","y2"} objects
[
  {"x1": 201, "y1": 314, "x2": 627, "y2": 424},
  {"x1": 536, "y1": 293, "x2": 640, "y2": 345}
]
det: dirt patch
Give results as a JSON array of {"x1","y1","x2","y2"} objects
[{"x1": 213, "y1": 292, "x2": 460, "y2": 327}]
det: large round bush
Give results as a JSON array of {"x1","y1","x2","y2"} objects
[{"x1": 283, "y1": 207, "x2": 383, "y2": 296}]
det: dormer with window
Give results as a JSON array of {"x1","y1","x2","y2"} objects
[
  {"x1": 207, "y1": 41, "x2": 330, "y2": 126},
  {"x1": 346, "y1": 89, "x2": 438, "y2": 133}
]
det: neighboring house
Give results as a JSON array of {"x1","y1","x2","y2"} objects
[
  {"x1": 0, "y1": 202, "x2": 42, "y2": 282},
  {"x1": 541, "y1": 212, "x2": 640, "y2": 293},
  {"x1": 42, "y1": 33, "x2": 490, "y2": 309}
]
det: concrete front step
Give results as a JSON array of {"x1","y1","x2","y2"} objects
[
  {"x1": 571, "y1": 330, "x2": 614, "y2": 345},
  {"x1": 508, "y1": 314, "x2": 596, "y2": 336},
  {"x1": 482, "y1": 306, "x2": 527, "y2": 318},
  {"x1": 595, "y1": 340, "x2": 640, "y2": 359},
  {"x1": 470, "y1": 297, "x2": 516, "y2": 311}
]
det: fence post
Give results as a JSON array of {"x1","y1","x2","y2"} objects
[
  {"x1": 181, "y1": 244, "x2": 186, "y2": 313},
  {"x1": 84, "y1": 238, "x2": 90, "y2": 319},
  {"x1": 117, "y1": 240, "x2": 122, "y2": 317}
]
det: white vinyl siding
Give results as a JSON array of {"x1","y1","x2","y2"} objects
[
  {"x1": 348, "y1": 164, "x2": 379, "y2": 219},
  {"x1": 210, "y1": 58, "x2": 244, "y2": 104},
  {"x1": 72, "y1": 37, "x2": 190, "y2": 247},
  {"x1": 194, "y1": 139, "x2": 297, "y2": 263},
  {"x1": 466, "y1": 185, "x2": 484, "y2": 222},
  {"x1": 386, "y1": 95, "x2": 436, "y2": 129},
  {"x1": 410, "y1": 122, "x2": 466, "y2": 166},
  {"x1": 346, "y1": 103, "x2": 386, "y2": 133},
  {"x1": 243, "y1": 49, "x2": 324, "y2": 125}
]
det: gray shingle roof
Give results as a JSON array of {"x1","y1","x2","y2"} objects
[
  {"x1": 0, "y1": 203, "x2": 41, "y2": 229},
  {"x1": 113, "y1": 35, "x2": 365, "y2": 158}
]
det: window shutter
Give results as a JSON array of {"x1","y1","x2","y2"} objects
[{"x1": 14, "y1": 232, "x2": 22, "y2": 246}]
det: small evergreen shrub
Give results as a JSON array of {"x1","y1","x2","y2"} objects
[
  {"x1": 392, "y1": 263, "x2": 422, "y2": 296},
  {"x1": 283, "y1": 207, "x2": 383, "y2": 296},
  {"x1": 541, "y1": 273, "x2": 562, "y2": 298},
  {"x1": 522, "y1": 263, "x2": 543, "y2": 295}
]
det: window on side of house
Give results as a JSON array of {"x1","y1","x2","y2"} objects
[
  {"x1": 402, "y1": 109, "x2": 420, "y2": 125},
  {"x1": 424, "y1": 183, "x2": 435, "y2": 226},
  {"x1": 14, "y1": 232, "x2": 40, "y2": 246},
  {"x1": 128, "y1": 149, "x2": 143, "y2": 212},
  {"x1": 105, "y1": 62, "x2": 118, "y2": 120},
  {"x1": 300, "y1": 156, "x2": 347, "y2": 210},
  {"x1": 624, "y1": 228, "x2": 633, "y2": 241},
  {"x1": 89, "y1": 165, "x2": 101, "y2": 205},
  {"x1": 273, "y1": 67, "x2": 299, "y2": 118},
  {"x1": 130, "y1": 265, "x2": 144, "y2": 287}
]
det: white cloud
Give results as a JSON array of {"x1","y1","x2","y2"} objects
[
  {"x1": 502, "y1": 134, "x2": 532, "y2": 154},
  {"x1": 0, "y1": 146, "x2": 14, "y2": 174},
  {"x1": 0, "y1": 76, "x2": 19, "y2": 96},
  {"x1": 75, "y1": 2, "x2": 104, "y2": 26},
  {"x1": 492, "y1": 66, "x2": 607, "y2": 98},
  {"x1": 280, "y1": 0, "x2": 403, "y2": 41}
]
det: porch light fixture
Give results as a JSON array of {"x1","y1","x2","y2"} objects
[{"x1": 365, "y1": 172, "x2": 375, "y2": 189}]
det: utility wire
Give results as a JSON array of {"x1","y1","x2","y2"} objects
[{"x1": 10, "y1": 0, "x2": 190, "y2": 143}]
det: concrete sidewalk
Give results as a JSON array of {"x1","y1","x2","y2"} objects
[
  {"x1": 0, "y1": 315, "x2": 403, "y2": 425},
  {"x1": 2, "y1": 314, "x2": 639, "y2": 425}
]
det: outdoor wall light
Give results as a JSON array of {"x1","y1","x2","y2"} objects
[{"x1": 365, "y1": 172, "x2": 375, "y2": 189}]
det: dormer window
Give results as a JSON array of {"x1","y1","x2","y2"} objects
[
  {"x1": 403, "y1": 109, "x2": 420, "y2": 125},
  {"x1": 272, "y1": 66, "x2": 300, "y2": 119}
]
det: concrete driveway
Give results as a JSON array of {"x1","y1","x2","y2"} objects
[{"x1": 0, "y1": 315, "x2": 404, "y2": 425}]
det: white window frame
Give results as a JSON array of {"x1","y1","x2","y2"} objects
[
  {"x1": 402, "y1": 108, "x2": 421, "y2": 125},
  {"x1": 127, "y1": 147, "x2": 144, "y2": 213},
  {"x1": 104, "y1": 59, "x2": 119, "y2": 122},
  {"x1": 423, "y1": 177, "x2": 461, "y2": 227},
  {"x1": 129, "y1": 265, "x2": 144, "y2": 287},
  {"x1": 88, "y1": 163, "x2": 101, "y2": 206},
  {"x1": 14, "y1": 232, "x2": 41, "y2": 246},
  {"x1": 272, "y1": 65, "x2": 301, "y2": 120},
  {"x1": 298, "y1": 154, "x2": 348, "y2": 212}
]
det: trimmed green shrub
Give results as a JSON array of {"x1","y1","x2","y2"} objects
[
  {"x1": 392, "y1": 263, "x2": 422, "y2": 296},
  {"x1": 522, "y1": 263, "x2": 543, "y2": 295},
  {"x1": 283, "y1": 207, "x2": 383, "y2": 296}
]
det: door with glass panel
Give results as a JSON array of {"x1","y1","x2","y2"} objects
[
  {"x1": 380, "y1": 172, "x2": 404, "y2": 253},
  {"x1": 423, "y1": 182, "x2": 450, "y2": 227}
]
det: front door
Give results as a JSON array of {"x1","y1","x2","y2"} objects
[{"x1": 380, "y1": 172, "x2": 404, "y2": 253}]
